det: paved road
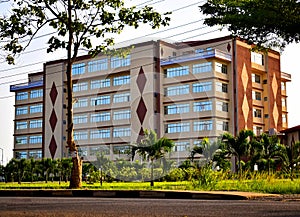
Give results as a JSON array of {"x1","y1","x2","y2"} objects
[{"x1": 0, "y1": 197, "x2": 299, "y2": 217}]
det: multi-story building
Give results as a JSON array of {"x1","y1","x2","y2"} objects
[{"x1": 10, "y1": 36, "x2": 291, "y2": 163}]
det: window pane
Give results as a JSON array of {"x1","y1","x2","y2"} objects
[
  {"x1": 88, "y1": 58, "x2": 108, "y2": 72},
  {"x1": 166, "y1": 66, "x2": 189, "y2": 77},
  {"x1": 193, "y1": 62, "x2": 212, "y2": 74}
]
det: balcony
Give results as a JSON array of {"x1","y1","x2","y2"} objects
[
  {"x1": 161, "y1": 49, "x2": 232, "y2": 66},
  {"x1": 10, "y1": 80, "x2": 43, "y2": 92},
  {"x1": 281, "y1": 72, "x2": 291, "y2": 82}
]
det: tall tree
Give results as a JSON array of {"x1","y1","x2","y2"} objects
[
  {"x1": 131, "y1": 129, "x2": 174, "y2": 186},
  {"x1": 221, "y1": 130, "x2": 254, "y2": 174},
  {"x1": 286, "y1": 142, "x2": 300, "y2": 180},
  {"x1": 0, "y1": 0, "x2": 170, "y2": 188},
  {"x1": 200, "y1": 0, "x2": 300, "y2": 49}
]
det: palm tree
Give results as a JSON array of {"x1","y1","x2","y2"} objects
[
  {"x1": 286, "y1": 142, "x2": 300, "y2": 180},
  {"x1": 190, "y1": 138, "x2": 218, "y2": 166},
  {"x1": 221, "y1": 130, "x2": 254, "y2": 174},
  {"x1": 131, "y1": 129, "x2": 174, "y2": 186}
]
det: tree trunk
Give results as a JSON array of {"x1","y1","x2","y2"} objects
[
  {"x1": 69, "y1": 156, "x2": 82, "y2": 188},
  {"x1": 150, "y1": 160, "x2": 154, "y2": 187}
]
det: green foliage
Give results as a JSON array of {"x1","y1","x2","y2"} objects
[{"x1": 200, "y1": 0, "x2": 300, "y2": 49}]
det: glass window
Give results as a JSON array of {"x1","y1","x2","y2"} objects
[
  {"x1": 282, "y1": 98, "x2": 286, "y2": 107},
  {"x1": 29, "y1": 150, "x2": 42, "y2": 159},
  {"x1": 88, "y1": 58, "x2": 108, "y2": 72},
  {"x1": 74, "y1": 98, "x2": 88, "y2": 108},
  {"x1": 16, "y1": 151, "x2": 27, "y2": 159},
  {"x1": 90, "y1": 112, "x2": 111, "y2": 122},
  {"x1": 78, "y1": 147, "x2": 88, "y2": 157},
  {"x1": 90, "y1": 129, "x2": 110, "y2": 139},
  {"x1": 165, "y1": 84, "x2": 189, "y2": 96},
  {"x1": 90, "y1": 79, "x2": 110, "y2": 89},
  {"x1": 215, "y1": 62, "x2": 227, "y2": 74},
  {"x1": 113, "y1": 110, "x2": 131, "y2": 120},
  {"x1": 73, "y1": 115, "x2": 88, "y2": 124},
  {"x1": 165, "y1": 122, "x2": 190, "y2": 133},
  {"x1": 91, "y1": 95, "x2": 110, "y2": 106},
  {"x1": 113, "y1": 93, "x2": 130, "y2": 103},
  {"x1": 16, "y1": 106, "x2": 28, "y2": 115},
  {"x1": 251, "y1": 52, "x2": 264, "y2": 65},
  {"x1": 111, "y1": 55, "x2": 131, "y2": 68},
  {"x1": 74, "y1": 131, "x2": 88, "y2": 140},
  {"x1": 113, "y1": 145, "x2": 130, "y2": 155},
  {"x1": 29, "y1": 119, "x2": 43, "y2": 128},
  {"x1": 164, "y1": 104, "x2": 189, "y2": 115},
  {"x1": 16, "y1": 136, "x2": 27, "y2": 144},
  {"x1": 165, "y1": 66, "x2": 189, "y2": 77},
  {"x1": 193, "y1": 101, "x2": 212, "y2": 112},
  {"x1": 192, "y1": 82, "x2": 212, "y2": 93},
  {"x1": 252, "y1": 73, "x2": 261, "y2": 83},
  {"x1": 216, "y1": 82, "x2": 228, "y2": 93},
  {"x1": 282, "y1": 114, "x2": 287, "y2": 123},
  {"x1": 30, "y1": 104, "x2": 43, "y2": 113},
  {"x1": 192, "y1": 62, "x2": 212, "y2": 74},
  {"x1": 72, "y1": 63, "x2": 85, "y2": 75},
  {"x1": 73, "y1": 82, "x2": 88, "y2": 92},
  {"x1": 253, "y1": 108, "x2": 262, "y2": 118},
  {"x1": 174, "y1": 141, "x2": 189, "y2": 152},
  {"x1": 113, "y1": 127, "x2": 131, "y2": 137},
  {"x1": 113, "y1": 75, "x2": 130, "y2": 86},
  {"x1": 252, "y1": 91, "x2": 262, "y2": 101},
  {"x1": 216, "y1": 101, "x2": 229, "y2": 112},
  {"x1": 216, "y1": 121, "x2": 229, "y2": 131},
  {"x1": 16, "y1": 121, "x2": 27, "y2": 130},
  {"x1": 90, "y1": 145, "x2": 110, "y2": 156},
  {"x1": 253, "y1": 126, "x2": 263, "y2": 136},
  {"x1": 29, "y1": 135, "x2": 42, "y2": 144},
  {"x1": 281, "y1": 82, "x2": 286, "y2": 90},
  {"x1": 30, "y1": 89, "x2": 43, "y2": 98},
  {"x1": 194, "y1": 120, "x2": 213, "y2": 131},
  {"x1": 16, "y1": 92, "x2": 28, "y2": 101}
]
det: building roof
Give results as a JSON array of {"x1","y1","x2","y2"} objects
[{"x1": 281, "y1": 125, "x2": 300, "y2": 133}]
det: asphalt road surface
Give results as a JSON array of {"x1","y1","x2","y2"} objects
[{"x1": 0, "y1": 197, "x2": 300, "y2": 217}]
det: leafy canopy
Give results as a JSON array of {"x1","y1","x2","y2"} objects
[
  {"x1": 0, "y1": 0, "x2": 171, "y2": 64},
  {"x1": 200, "y1": 0, "x2": 300, "y2": 49}
]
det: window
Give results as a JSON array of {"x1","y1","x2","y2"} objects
[
  {"x1": 253, "y1": 108, "x2": 262, "y2": 118},
  {"x1": 252, "y1": 73, "x2": 261, "y2": 83},
  {"x1": 113, "y1": 93, "x2": 130, "y2": 103},
  {"x1": 90, "y1": 112, "x2": 110, "y2": 122},
  {"x1": 111, "y1": 55, "x2": 131, "y2": 68},
  {"x1": 282, "y1": 98, "x2": 286, "y2": 107},
  {"x1": 193, "y1": 101, "x2": 212, "y2": 112},
  {"x1": 90, "y1": 145, "x2": 110, "y2": 156},
  {"x1": 74, "y1": 98, "x2": 88, "y2": 108},
  {"x1": 16, "y1": 151, "x2": 27, "y2": 159},
  {"x1": 195, "y1": 48, "x2": 204, "y2": 54},
  {"x1": 193, "y1": 62, "x2": 212, "y2": 74},
  {"x1": 30, "y1": 104, "x2": 43, "y2": 113},
  {"x1": 16, "y1": 92, "x2": 28, "y2": 101},
  {"x1": 113, "y1": 75, "x2": 130, "y2": 86},
  {"x1": 282, "y1": 114, "x2": 287, "y2": 123},
  {"x1": 164, "y1": 104, "x2": 189, "y2": 115},
  {"x1": 215, "y1": 62, "x2": 227, "y2": 74},
  {"x1": 29, "y1": 150, "x2": 42, "y2": 159},
  {"x1": 165, "y1": 122, "x2": 190, "y2": 133},
  {"x1": 194, "y1": 120, "x2": 213, "y2": 131},
  {"x1": 91, "y1": 95, "x2": 110, "y2": 106},
  {"x1": 29, "y1": 135, "x2": 42, "y2": 144},
  {"x1": 90, "y1": 79, "x2": 110, "y2": 89},
  {"x1": 74, "y1": 131, "x2": 88, "y2": 140},
  {"x1": 72, "y1": 63, "x2": 85, "y2": 75},
  {"x1": 73, "y1": 115, "x2": 88, "y2": 124},
  {"x1": 88, "y1": 58, "x2": 108, "y2": 72},
  {"x1": 252, "y1": 91, "x2": 262, "y2": 101},
  {"x1": 174, "y1": 141, "x2": 189, "y2": 152},
  {"x1": 216, "y1": 101, "x2": 229, "y2": 112},
  {"x1": 113, "y1": 145, "x2": 130, "y2": 155},
  {"x1": 113, "y1": 127, "x2": 131, "y2": 137},
  {"x1": 165, "y1": 66, "x2": 189, "y2": 77},
  {"x1": 253, "y1": 126, "x2": 263, "y2": 136},
  {"x1": 78, "y1": 147, "x2": 88, "y2": 157},
  {"x1": 73, "y1": 82, "x2": 88, "y2": 92},
  {"x1": 192, "y1": 82, "x2": 212, "y2": 93},
  {"x1": 16, "y1": 107, "x2": 28, "y2": 115},
  {"x1": 16, "y1": 136, "x2": 27, "y2": 144},
  {"x1": 281, "y1": 82, "x2": 286, "y2": 91},
  {"x1": 216, "y1": 121, "x2": 229, "y2": 131},
  {"x1": 29, "y1": 119, "x2": 43, "y2": 128},
  {"x1": 165, "y1": 84, "x2": 189, "y2": 96},
  {"x1": 251, "y1": 52, "x2": 264, "y2": 65},
  {"x1": 113, "y1": 110, "x2": 131, "y2": 120},
  {"x1": 30, "y1": 89, "x2": 43, "y2": 98},
  {"x1": 216, "y1": 82, "x2": 228, "y2": 93},
  {"x1": 90, "y1": 129, "x2": 110, "y2": 139},
  {"x1": 16, "y1": 121, "x2": 27, "y2": 130}
]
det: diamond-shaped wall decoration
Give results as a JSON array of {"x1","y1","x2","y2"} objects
[
  {"x1": 136, "y1": 127, "x2": 145, "y2": 143},
  {"x1": 49, "y1": 135, "x2": 57, "y2": 159},
  {"x1": 273, "y1": 102, "x2": 279, "y2": 127},
  {"x1": 137, "y1": 67, "x2": 147, "y2": 94},
  {"x1": 50, "y1": 82, "x2": 58, "y2": 106},
  {"x1": 272, "y1": 75, "x2": 278, "y2": 99},
  {"x1": 136, "y1": 97, "x2": 147, "y2": 124},
  {"x1": 241, "y1": 63, "x2": 248, "y2": 92},
  {"x1": 49, "y1": 109, "x2": 58, "y2": 132},
  {"x1": 227, "y1": 43, "x2": 231, "y2": 52},
  {"x1": 242, "y1": 95, "x2": 250, "y2": 129}
]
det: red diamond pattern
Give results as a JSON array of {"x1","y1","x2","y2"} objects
[
  {"x1": 137, "y1": 67, "x2": 147, "y2": 94},
  {"x1": 49, "y1": 135, "x2": 57, "y2": 159},
  {"x1": 50, "y1": 82, "x2": 58, "y2": 106},
  {"x1": 227, "y1": 43, "x2": 231, "y2": 52},
  {"x1": 136, "y1": 97, "x2": 147, "y2": 124},
  {"x1": 49, "y1": 109, "x2": 58, "y2": 132},
  {"x1": 136, "y1": 127, "x2": 145, "y2": 143}
]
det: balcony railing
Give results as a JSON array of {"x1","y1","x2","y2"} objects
[
  {"x1": 161, "y1": 49, "x2": 232, "y2": 66},
  {"x1": 281, "y1": 72, "x2": 291, "y2": 81},
  {"x1": 10, "y1": 80, "x2": 43, "y2": 92}
]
